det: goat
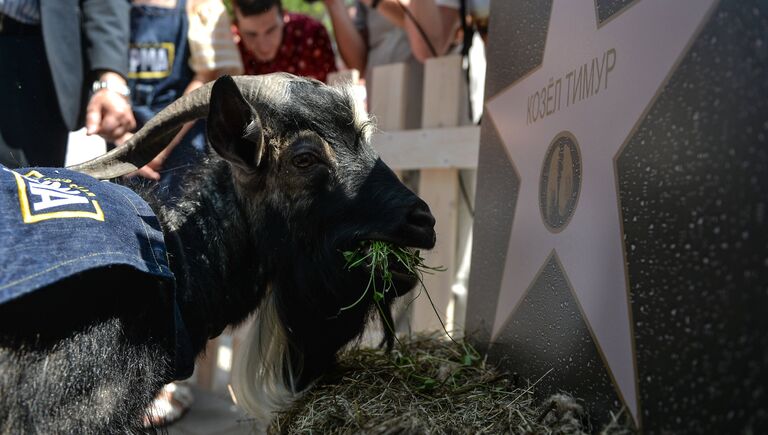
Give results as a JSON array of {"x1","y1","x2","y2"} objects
[{"x1": 0, "y1": 74, "x2": 436, "y2": 434}]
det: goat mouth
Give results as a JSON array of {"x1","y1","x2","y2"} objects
[
  {"x1": 388, "y1": 263, "x2": 419, "y2": 295},
  {"x1": 342, "y1": 239, "x2": 424, "y2": 296}
]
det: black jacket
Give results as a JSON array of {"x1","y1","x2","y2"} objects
[{"x1": 41, "y1": 0, "x2": 130, "y2": 130}]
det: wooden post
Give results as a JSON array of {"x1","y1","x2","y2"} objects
[
  {"x1": 327, "y1": 69, "x2": 360, "y2": 87},
  {"x1": 192, "y1": 338, "x2": 220, "y2": 391},
  {"x1": 368, "y1": 62, "x2": 425, "y2": 337},
  {"x1": 412, "y1": 55, "x2": 471, "y2": 334},
  {"x1": 370, "y1": 62, "x2": 424, "y2": 131},
  {"x1": 369, "y1": 62, "x2": 424, "y2": 197}
]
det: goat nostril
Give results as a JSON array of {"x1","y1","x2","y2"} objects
[{"x1": 407, "y1": 205, "x2": 436, "y2": 229}]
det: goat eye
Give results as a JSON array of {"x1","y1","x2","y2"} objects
[{"x1": 292, "y1": 153, "x2": 317, "y2": 169}]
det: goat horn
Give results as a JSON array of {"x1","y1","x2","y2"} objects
[{"x1": 68, "y1": 74, "x2": 293, "y2": 180}]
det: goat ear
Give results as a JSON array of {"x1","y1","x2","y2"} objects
[{"x1": 207, "y1": 75, "x2": 265, "y2": 170}]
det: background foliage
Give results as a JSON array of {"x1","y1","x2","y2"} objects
[
  {"x1": 222, "y1": 0, "x2": 354, "y2": 23},
  {"x1": 282, "y1": 0, "x2": 327, "y2": 19}
]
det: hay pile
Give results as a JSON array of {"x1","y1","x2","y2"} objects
[{"x1": 268, "y1": 335, "x2": 633, "y2": 434}]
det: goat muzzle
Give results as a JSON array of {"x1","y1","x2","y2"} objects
[{"x1": 401, "y1": 199, "x2": 437, "y2": 250}]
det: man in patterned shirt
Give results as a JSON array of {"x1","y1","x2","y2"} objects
[{"x1": 233, "y1": 0, "x2": 337, "y2": 83}]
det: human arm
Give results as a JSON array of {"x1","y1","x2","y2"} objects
[
  {"x1": 360, "y1": 0, "x2": 459, "y2": 62},
  {"x1": 323, "y1": 0, "x2": 367, "y2": 73},
  {"x1": 127, "y1": 74, "x2": 210, "y2": 181},
  {"x1": 85, "y1": 71, "x2": 136, "y2": 142},
  {"x1": 80, "y1": 0, "x2": 136, "y2": 141},
  {"x1": 400, "y1": 0, "x2": 446, "y2": 61}
]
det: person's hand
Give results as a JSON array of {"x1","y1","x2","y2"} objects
[
  {"x1": 86, "y1": 72, "x2": 136, "y2": 142},
  {"x1": 86, "y1": 91, "x2": 135, "y2": 142},
  {"x1": 114, "y1": 131, "x2": 165, "y2": 181},
  {"x1": 132, "y1": 153, "x2": 165, "y2": 181}
]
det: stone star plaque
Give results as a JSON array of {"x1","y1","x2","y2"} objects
[{"x1": 467, "y1": 0, "x2": 768, "y2": 432}]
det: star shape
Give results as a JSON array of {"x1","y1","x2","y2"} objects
[{"x1": 485, "y1": 0, "x2": 716, "y2": 423}]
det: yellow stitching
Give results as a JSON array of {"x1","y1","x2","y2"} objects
[{"x1": 0, "y1": 252, "x2": 162, "y2": 292}]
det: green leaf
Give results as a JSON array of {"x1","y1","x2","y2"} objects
[
  {"x1": 419, "y1": 378, "x2": 438, "y2": 390},
  {"x1": 462, "y1": 353, "x2": 474, "y2": 366},
  {"x1": 338, "y1": 240, "x2": 445, "y2": 322}
]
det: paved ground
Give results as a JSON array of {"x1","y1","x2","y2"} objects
[{"x1": 166, "y1": 386, "x2": 258, "y2": 435}]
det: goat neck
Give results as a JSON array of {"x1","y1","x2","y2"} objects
[{"x1": 144, "y1": 160, "x2": 264, "y2": 355}]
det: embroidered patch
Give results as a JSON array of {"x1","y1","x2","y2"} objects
[
  {"x1": 3, "y1": 169, "x2": 104, "y2": 223},
  {"x1": 128, "y1": 42, "x2": 176, "y2": 79}
]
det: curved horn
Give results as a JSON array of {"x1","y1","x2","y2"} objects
[{"x1": 68, "y1": 74, "x2": 294, "y2": 180}]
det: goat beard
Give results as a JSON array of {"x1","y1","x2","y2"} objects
[
  {"x1": 228, "y1": 243, "x2": 410, "y2": 429},
  {"x1": 230, "y1": 288, "x2": 295, "y2": 429},
  {"x1": 229, "y1": 286, "x2": 373, "y2": 429},
  {"x1": 229, "y1": 282, "x2": 393, "y2": 429}
]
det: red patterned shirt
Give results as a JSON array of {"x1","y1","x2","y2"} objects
[{"x1": 237, "y1": 13, "x2": 337, "y2": 83}]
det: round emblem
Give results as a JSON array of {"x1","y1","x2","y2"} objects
[{"x1": 539, "y1": 132, "x2": 582, "y2": 233}]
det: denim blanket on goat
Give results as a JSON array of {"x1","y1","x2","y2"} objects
[{"x1": 0, "y1": 165, "x2": 174, "y2": 304}]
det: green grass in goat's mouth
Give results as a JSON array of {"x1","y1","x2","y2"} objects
[{"x1": 340, "y1": 241, "x2": 444, "y2": 312}]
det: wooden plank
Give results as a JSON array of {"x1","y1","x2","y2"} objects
[
  {"x1": 411, "y1": 55, "x2": 469, "y2": 334},
  {"x1": 369, "y1": 62, "x2": 425, "y2": 334},
  {"x1": 193, "y1": 338, "x2": 220, "y2": 390},
  {"x1": 447, "y1": 169, "x2": 476, "y2": 336},
  {"x1": 370, "y1": 62, "x2": 424, "y2": 131},
  {"x1": 372, "y1": 126, "x2": 480, "y2": 170},
  {"x1": 420, "y1": 55, "x2": 472, "y2": 128},
  {"x1": 414, "y1": 169, "x2": 459, "y2": 333},
  {"x1": 370, "y1": 63, "x2": 406, "y2": 131},
  {"x1": 327, "y1": 69, "x2": 359, "y2": 86}
]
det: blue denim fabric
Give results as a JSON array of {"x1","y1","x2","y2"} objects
[
  {"x1": 128, "y1": 0, "x2": 191, "y2": 113},
  {"x1": 127, "y1": 0, "x2": 207, "y2": 200},
  {"x1": 0, "y1": 165, "x2": 173, "y2": 304}
]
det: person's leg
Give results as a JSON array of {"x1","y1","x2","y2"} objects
[
  {"x1": 0, "y1": 33, "x2": 69, "y2": 168},
  {"x1": 142, "y1": 382, "x2": 194, "y2": 428}
]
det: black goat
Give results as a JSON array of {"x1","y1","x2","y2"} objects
[{"x1": 0, "y1": 74, "x2": 436, "y2": 433}]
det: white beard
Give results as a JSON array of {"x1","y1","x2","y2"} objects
[{"x1": 231, "y1": 288, "x2": 298, "y2": 431}]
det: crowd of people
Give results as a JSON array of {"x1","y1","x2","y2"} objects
[
  {"x1": 0, "y1": 0, "x2": 489, "y2": 427},
  {"x1": 0, "y1": 0, "x2": 488, "y2": 168}
]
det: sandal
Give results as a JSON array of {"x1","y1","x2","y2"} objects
[{"x1": 142, "y1": 382, "x2": 194, "y2": 428}]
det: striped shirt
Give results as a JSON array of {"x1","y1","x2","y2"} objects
[
  {"x1": 187, "y1": 0, "x2": 242, "y2": 75},
  {"x1": 0, "y1": 0, "x2": 40, "y2": 25}
]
